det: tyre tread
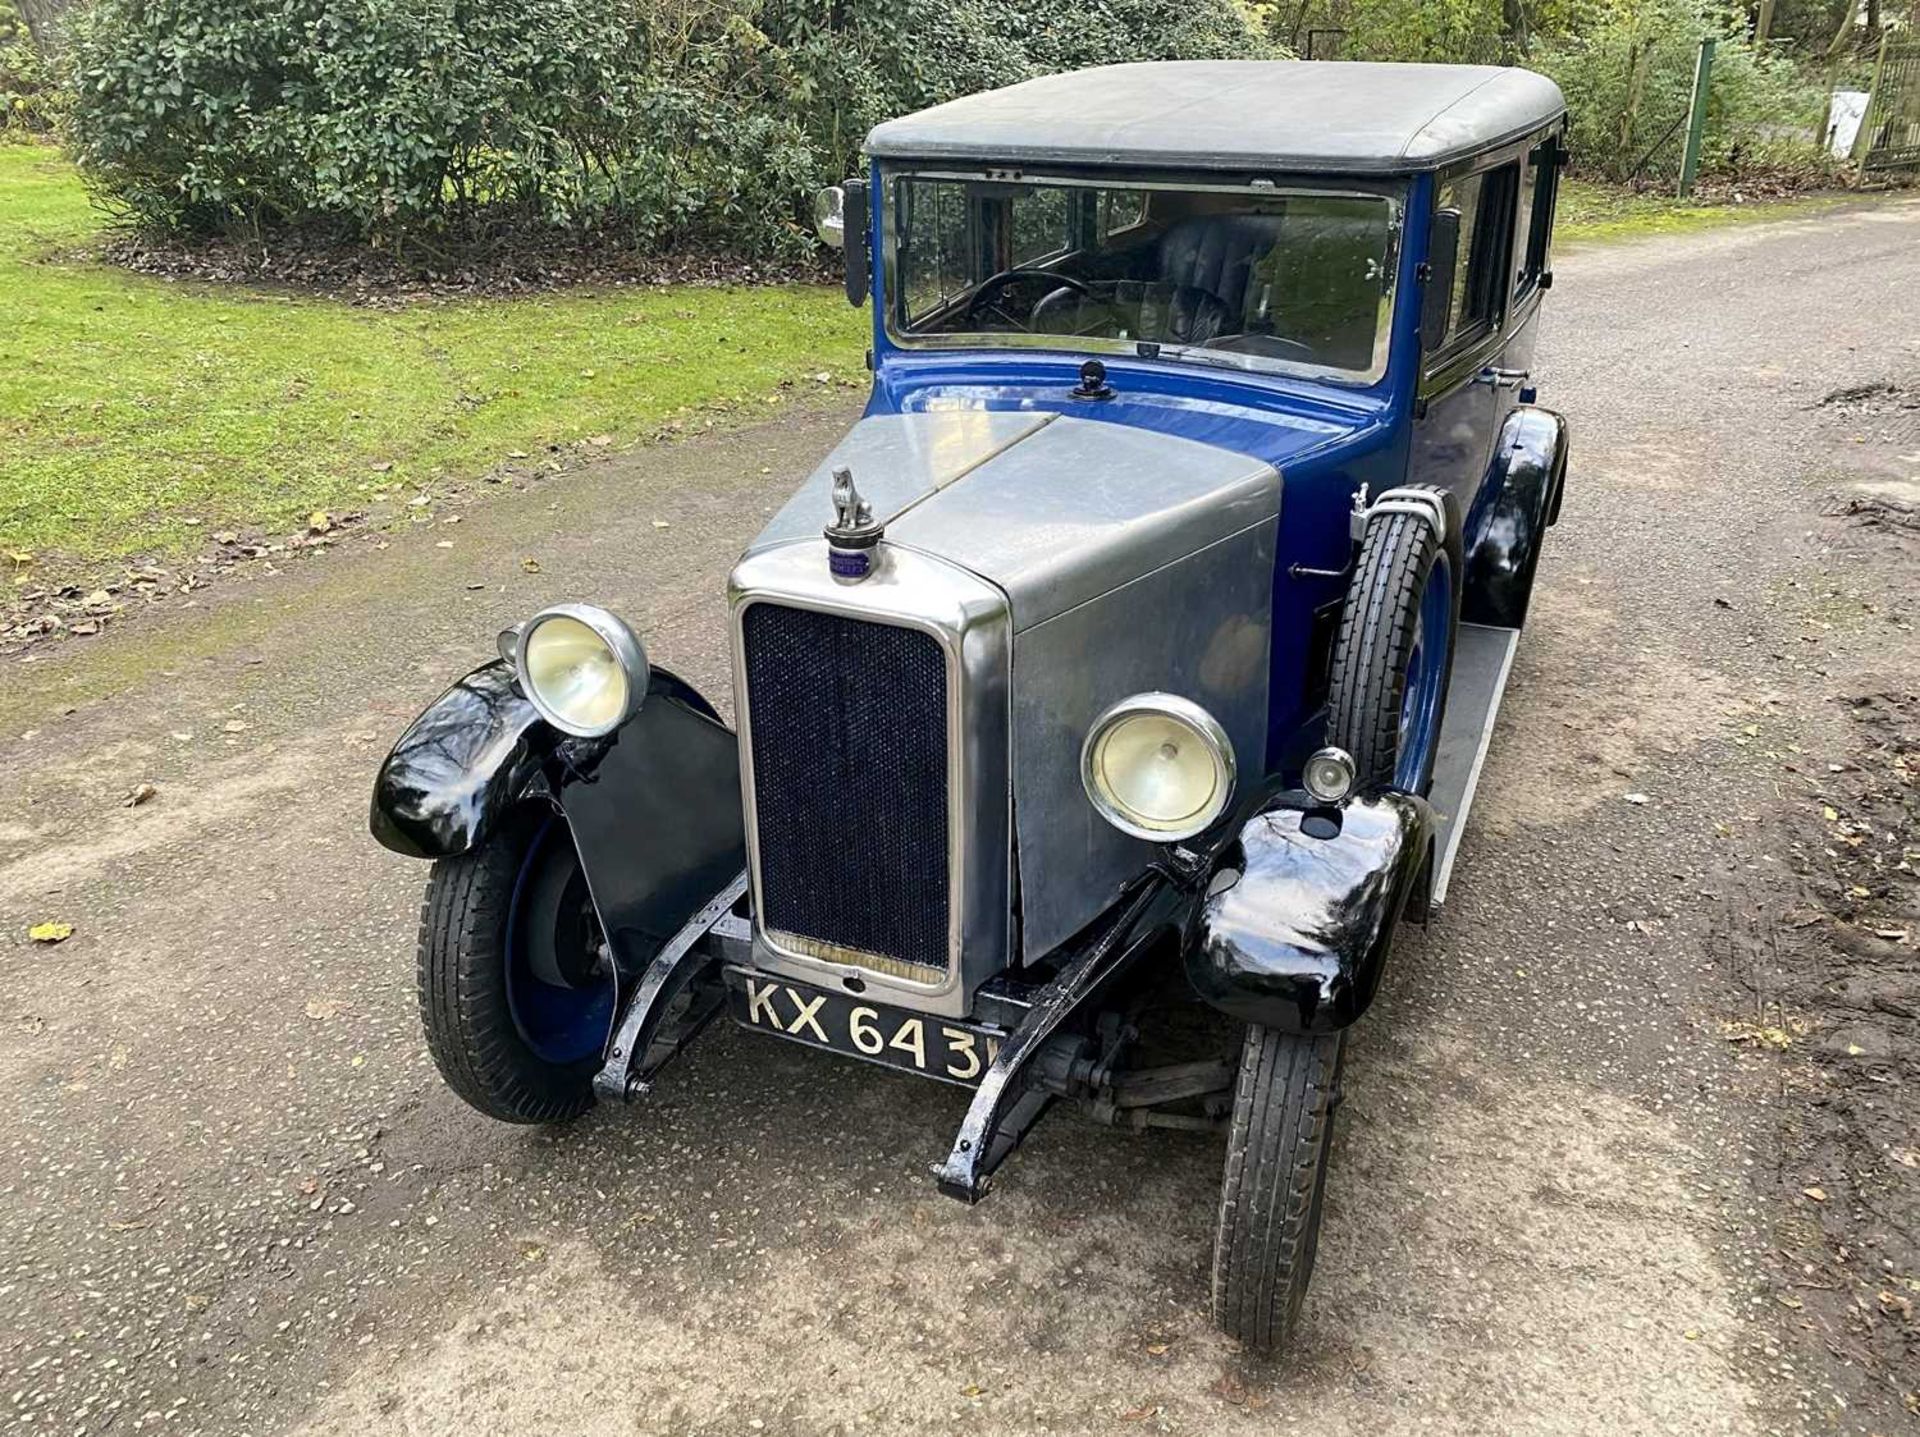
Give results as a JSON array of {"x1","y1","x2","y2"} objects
[{"x1": 1211, "y1": 1025, "x2": 1343, "y2": 1353}]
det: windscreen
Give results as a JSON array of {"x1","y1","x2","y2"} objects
[{"x1": 888, "y1": 175, "x2": 1398, "y2": 379}]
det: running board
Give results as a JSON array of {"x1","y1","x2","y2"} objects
[{"x1": 1426, "y1": 623, "x2": 1520, "y2": 907}]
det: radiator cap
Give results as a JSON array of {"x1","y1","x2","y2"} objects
[{"x1": 824, "y1": 465, "x2": 885, "y2": 580}]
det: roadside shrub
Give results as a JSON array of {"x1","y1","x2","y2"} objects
[
  {"x1": 66, "y1": 0, "x2": 1278, "y2": 257},
  {"x1": 1530, "y1": 0, "x2": 1828, "y2": 181}
]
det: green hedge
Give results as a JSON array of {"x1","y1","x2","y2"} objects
[{"x1": 66, "y1": 0, "x2": 1277, "y2": 256}]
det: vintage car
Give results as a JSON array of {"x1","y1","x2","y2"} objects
[{"x1": 371, "y1": 60, "x2": 1570, "y2": 1354}]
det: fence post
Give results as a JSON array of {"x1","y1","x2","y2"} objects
[
  {"x1": 1850, "y1": 27, "x2": 1893, "y2": 164},
  {"x1": 1677, "y1": 37, "x2": 1717, "y2": 197}
]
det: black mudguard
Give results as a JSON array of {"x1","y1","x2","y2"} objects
[
  {"x1": 370, "y1": 661, "x2": 745, "y2": 975},
  {"x1": 1463, "y1": 404, "x2": 1569, "y2": 629},
  {"x1": 1186, "y1": 790, "x2": 1434, "y2": 1034}
]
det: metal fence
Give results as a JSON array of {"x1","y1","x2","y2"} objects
[{"x1": 1859, "y1": 38, "x2": 1920, "y2": 175}]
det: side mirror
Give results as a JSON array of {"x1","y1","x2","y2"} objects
[
  {"x1": 813, "y1": 185, "x2": 847, "y2": 248},
  {"x1": 813, "y1": 180, "x2": 870, "y2": 308},
  {"x1": 1421, "y1": 207, "x2": 1461, "y2": 352}
]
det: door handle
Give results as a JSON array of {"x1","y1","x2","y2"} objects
[{"x1": 1477, "y1": 366, "x2": 1530, "y2": 388}]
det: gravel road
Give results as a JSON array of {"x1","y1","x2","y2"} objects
[{"x1": 3, "y1": 199, "x2": 1917, "y2": 1437}]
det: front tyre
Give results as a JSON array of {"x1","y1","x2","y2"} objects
[
  {"x1": 1212, "y1": 1025, "x2": 1345, "y2": 1355},
  {"x1": 416, "y1": 808, "x2": 614, "y2": 1124}
]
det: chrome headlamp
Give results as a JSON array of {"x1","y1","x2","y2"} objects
[
  {"x1": 1081, "y1": 693, "x2": 1236, "y2": 843},
  {"x1": 512, "y1": 604, "x2": 648, "y2": 737}
]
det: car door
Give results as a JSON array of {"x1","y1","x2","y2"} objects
[{"x1": 1409, "y1": 157, "x2": 1523, "y2": 548}]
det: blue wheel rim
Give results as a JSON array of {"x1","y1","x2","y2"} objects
[
  {"x1": 1396, "y1": 552, "x2": 1452, "y2": 792},
  {"x1": 505, "y1": 818, "x2": 615, "y2": 1066}
]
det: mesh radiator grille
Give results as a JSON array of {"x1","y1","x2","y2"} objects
[{"x1": 741, "y1": 603, "x2": 951, "y2": 978}]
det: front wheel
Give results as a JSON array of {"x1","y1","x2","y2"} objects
[
  {"x1": 1211, "y1": 1025, "x2": 1345, "y2": 1355},
  {"x1": 416, "y1": 808, "x2": 615, "y2": 1123}
]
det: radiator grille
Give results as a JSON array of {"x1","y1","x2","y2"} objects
[{"x1": 742, "y1": 603, "x2": 951, "y2": 978}]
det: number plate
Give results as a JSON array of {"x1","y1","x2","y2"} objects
[{"x1": 724, "y1": 968, "x2": 1003, "y2": 1087}]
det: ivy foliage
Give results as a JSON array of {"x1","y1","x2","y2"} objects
[{"x1": 65, "y1": 0, "x2": 1277, "y2": 255}]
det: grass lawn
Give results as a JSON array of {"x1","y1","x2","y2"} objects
[
  {"x1": 0, "y1": 144, "x2": 867, "y2": 573},
  {"x1": 1556, "y1": 176, "x2": 1862, "y2": 243}
]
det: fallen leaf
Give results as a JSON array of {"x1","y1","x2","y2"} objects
[
  {"x1": 1144, "y1": 1341, "x2": 1170, "y2": 1356},
  {"x1": 222, "y1": 719, "x2": 249, "y2": 734},
  {"x1": 28, "y1": 921, "x2": 74, "y2": 944},
  {"x1": 308, "y1": 510, "x2": 334, "y2": 533},
  {"x1": 435, "y1": 540, "x2": 455, "y2": 549},
  {"x1": 305, "y1": 997, "x2": 346, "y2": 1020},
  {"x1": 1822, "y1": 805, "x2": 1840, "y2": 822},
  {"x1": 506, "y1": 449, "x2": 530, "y2": 460},
  {"x1": 122, "y1": 782, "x2": 159, "y2": 808},
  {"x1": 960, "y1": 1384, "x2": 984, "y2": 1398},
  {"x1": 1622, "y1": 792, "x2": 1651, "y2": 806},
  {"x1": 652, "y1": 520, "x2": 671, "y2": 529},
  {"x1": 520, "y1": 557, "x2": 542, "y2": 574},
  {"x1": 370, "y1": 460, "x2": 394, "y2": 473},
  {"x1": 1802, "y1": 1186, "x2": 1828, "y2": 1202},
  {"x1": 212, "y1": 530, "x2": 239, "y2": 545}
]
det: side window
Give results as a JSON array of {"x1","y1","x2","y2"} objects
[
  {"x1": 1010, "y1": 187, "x2": 1070, "y2": 266},
  {"x1": 1513, "y1": 138, "x2": 1559, "y2": 298},
  {"x1": 1434, "y1": 162, "x2": 1518, "y2": 355},
  {"x1": 897, "y1": 179, "x2": 974, "y2": 323},
  {"x1": 1098, "y1": 189, "x2": 1146, "y2": 238},
  {"x1": 1438, "y1": 172, "x2": 1484, "y2": 342}
]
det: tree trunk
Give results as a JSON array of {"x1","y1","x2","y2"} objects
[
  {"x1": 1755, "y1": 0, "x2": 1776, "y2": 44},
  {"x1": 14, "y1": 0, "x2": 68, "y2": 50},
  {"x1": 1621, "y1": 38, "x2": 1653, "y2": 161},
  {"x1": 1502, "y1": 0, "x2": 1530, "y2": 57}
]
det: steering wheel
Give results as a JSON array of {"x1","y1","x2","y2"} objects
[{"x1": 963, "y1": 268, "x2": 1092, "y2": 330}]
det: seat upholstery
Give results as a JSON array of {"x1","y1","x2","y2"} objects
[{"x1": 1155, "y1": 216, "x2": 1287, "y2": 323}]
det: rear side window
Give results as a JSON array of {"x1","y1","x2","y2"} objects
[
  {"x1": 1513, "y1": 139, "x2": 1559, "y2": 297},
  {"x1": 1434, "y1": 162, "x2": 1518, "y2": 353}
]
